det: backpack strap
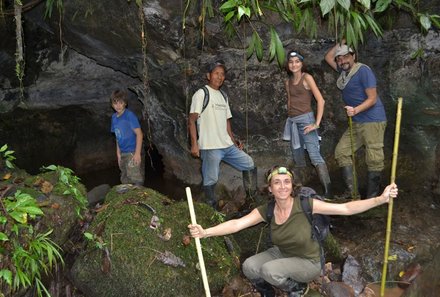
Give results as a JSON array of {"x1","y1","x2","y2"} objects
[
  {"x1": 266, "y1": 199, "x2": 275, "y2": 247},
  {"x1": 219, "y1": 88, "x2": 229, "y2": 103},
  {"x1": 200, "y1": 86, "x2": 228, "y2": 114},
  {"x1": 299, "y1": 195, "x2": 326, "y2": 276},
  {"x1": 201, "y1": 86, "x2": 210, "y2": 114}
]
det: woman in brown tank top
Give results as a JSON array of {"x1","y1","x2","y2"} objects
[{"x1": 283, "y1": 50, "x2": 332, "y2": 198}]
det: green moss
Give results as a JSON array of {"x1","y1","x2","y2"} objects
[
  {"x1": 72, "y1": 187, "x2": 241, "y2": 296},
  {"x1": 323, "y1": 233, "x2": 343, "y2": 263}
]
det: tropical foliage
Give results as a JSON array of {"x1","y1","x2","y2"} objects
[
  {"x1": 41, "y1": 165, "x2": 88, "y2": 218},
  {"x1": 0, "y1": 144, "x2": 16, "y2": 169},
  {"x1": 0, "y1": 190, "x2": 64, "y2": 297},
  {"x1": 186, "y1": 0, "x2": 440, "y2": 67}
]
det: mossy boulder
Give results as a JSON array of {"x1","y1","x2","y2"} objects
[{"x1": 70, "y1": 186, "x2": 241, "y2": 296}]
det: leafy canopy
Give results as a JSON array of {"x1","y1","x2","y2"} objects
[{"x1": 189, "y1": 0, "x2": 440, "y2": 67}]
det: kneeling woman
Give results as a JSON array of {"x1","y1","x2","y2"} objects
[{"x1": 188, "y1": 166, "x2": 398, "y2": 297}]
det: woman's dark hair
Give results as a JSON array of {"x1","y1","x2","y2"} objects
[{"x1": 285, "y1": 50, "x2": 308, "y2": 76}]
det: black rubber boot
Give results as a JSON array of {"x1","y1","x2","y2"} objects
[
  {"x1": 203, "y1": 184, "x2": 217, "y2": 209},
  {"x1": 316, "y1": 163, "x2": 332, "y2": 199},
  {"x1": 341, "y1": 165, "x2": 359, "y2": 199},
  {"x1": 366, "y1": 171, "x2": 382, "y2": 198},
  {"x1": 253, "y1": 281, "x2": 275, "y2": 297}
]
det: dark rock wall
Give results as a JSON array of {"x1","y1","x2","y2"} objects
[{"x1": 0, "y1": 1, "x2": 439, "y2": 197}]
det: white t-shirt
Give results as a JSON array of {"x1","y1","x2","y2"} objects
[{"x1": 190, "y1": 85, "x2": 234, "y2": 149}]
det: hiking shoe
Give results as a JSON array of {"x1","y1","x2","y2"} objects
[{"x1": 287, "y1": 283, "x2": 309, "y2": 297}]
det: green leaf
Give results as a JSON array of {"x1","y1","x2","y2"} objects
[
  {"x1": 364, "y1": 13, "x2": 383, "y2": 36},
  {"x1": 42, "y1": 164, "x2": 58, "y2": 171},
  {"x1": 9, "y1": 211, "x2": 27, "y2": 224},
  {"x1": 357, "y1": 0, "x2": 370, "y2": 10},
  {"x1": 0, "y1": 269, "x2": 12, "y2": 286},
  {"x1": 255, "y1": 33, "x2": 263, "y2": 61},
  {"x1": 220, "y1": 0, "x2": 237, "y2": 12},
  {"x1": 337, "y1": 0, "x2": 351, "y2": 11},
  {"x1": 275, "y1": 37, "x2": 285, "y2": 68},
  {"x1": 18, "y1": 206, "x2": 44, "y2": 216},
  {"x1": 6, "y1": 160, "x2": 14, "y2": 169},
  {"x1": 320, "y1": 0, "x2": 336, "y2": 16},
  {"x1": 269, "y1": 27, "x2": 277, "y2": 61},
  {"x1": 238, "y1": 5, "x2": 246, "y2": 20},
  {"x1": 374, "y1": 0, "x2": 392, "y2": 13},
  {"x1": 430, "y1": 15, "x2": 440, "y2": 29},
  {"x1": 246, "y1": 33, "x2": 255, "y2": 59},
  {"x1": 84, "y1": 232, "x2": 94, "y2": 240},
  {"x1": 224, "y1": 11, "x2": 235, "y2": 22},
  {"x1": 419, "y1": 14, "x2": 431, "y2": 30},
  {"x1": 0, "y1": 232, "x2": 9, "y2": 241},
  {"x1": 4, "y1": 150, "x2": 15, "y2": 156},
  {"x1": 237, "y1": 5, "x2": 251, "y2": 20},
  {"x1": 0, "y1": 144, "x2": 7, "y2": 152}
]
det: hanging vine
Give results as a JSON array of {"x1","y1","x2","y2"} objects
[
  {"x1": 44, "y1": 0, "x2": 65, "y2": 62},
  {"x1": 14, "y1": 0, "x2": 25, "y2": 102},
  {"x1": 135, "y1": 0, "x2": 154, "y2": 167}
]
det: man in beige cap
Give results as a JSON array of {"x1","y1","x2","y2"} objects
[
  {"x1": 188, "y1": 59, "x2": 257, "y2": 209},
  {"x1": 325, "y1": 43, "x2": 387, "y2": 199}
]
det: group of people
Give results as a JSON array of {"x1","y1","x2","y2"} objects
[
  {"x1": 186, "y1": 41, "x2": 396, "y2": 297},
  {"x1": 109, "y1": 41, "x2": 397, "y2": 297},
  {"x1": 188, "y1": 41, "x2": 388, "y2": 209}
]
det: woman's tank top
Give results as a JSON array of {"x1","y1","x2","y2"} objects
[{"x1": 287, "y1": 74, "x2": 313, "y2": 117}]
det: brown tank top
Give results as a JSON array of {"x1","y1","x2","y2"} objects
[{"x1": 287, "y1": 74, "x2": 313, "y2": 117}]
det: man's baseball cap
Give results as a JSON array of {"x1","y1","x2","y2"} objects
[
  {"x1": 207, "y1": 59, "x2": 227, "y2": 73},
  {"x1": 334, "y1": 44, "x2": 355, "y2": 59}
]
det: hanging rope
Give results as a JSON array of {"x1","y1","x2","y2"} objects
[{"x1": 380, "y1": 97, "x2": 403, "y2": 296}]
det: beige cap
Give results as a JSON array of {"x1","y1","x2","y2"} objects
[{"x1": 334, "y1": 44, "x2": 355, "y2": 58}]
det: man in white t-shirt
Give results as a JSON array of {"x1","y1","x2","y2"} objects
[{"x1": 188, "y1": 60, "x2": 256, "y2": 209}]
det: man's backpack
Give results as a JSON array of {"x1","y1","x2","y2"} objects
[
  {"x1": 199, "y1": 86, "x2": 229, "y2": 114},
  {"x1": 266, "y1": 186, "x2": 331, "y2": 274}
]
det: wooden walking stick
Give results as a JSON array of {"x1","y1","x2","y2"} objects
[
  {"x1": 380, "y1": 97, "x2": 403, "y2": 296},
  {"x1": 348, "y1": 116, "x2": 359, "y2": 200},
  {"x1": 186, "y1": 187, "x2": 211, "y2": 297}
]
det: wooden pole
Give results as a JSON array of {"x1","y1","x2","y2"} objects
[
  {"x1": 380, "y1": 97, "x2": 403, "y2": 296},
  {"x1": 186, "y1": 187, "x2": 211, "y2": 297},
  {"x1": 348, "y1": 116, "x2": 359, "y2": 200}
]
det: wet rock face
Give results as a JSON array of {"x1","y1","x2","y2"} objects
[{"x1": 0, "y1": 1, "x2": 439, "y2": 196}]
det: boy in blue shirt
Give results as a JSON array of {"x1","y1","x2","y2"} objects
[{"x1": 110, "y1": 89, "x2": 145, "y2": 185}]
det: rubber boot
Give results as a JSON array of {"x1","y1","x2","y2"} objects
[
  {"x1": 203, "y1": 184, "x2": 217, "y2": 209},
  {"x1": 253, "y1": 281, "x2": 275, "y2": 297},
  {"x1": 366, "y1": 171, "x2": 382, "y2": 198},
  {"x1": 341, "y1": 165, "x2": 358, "y2": 200},
  {"x1": 316, "y1": 163, "x2": 332, "y2": 199}
]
